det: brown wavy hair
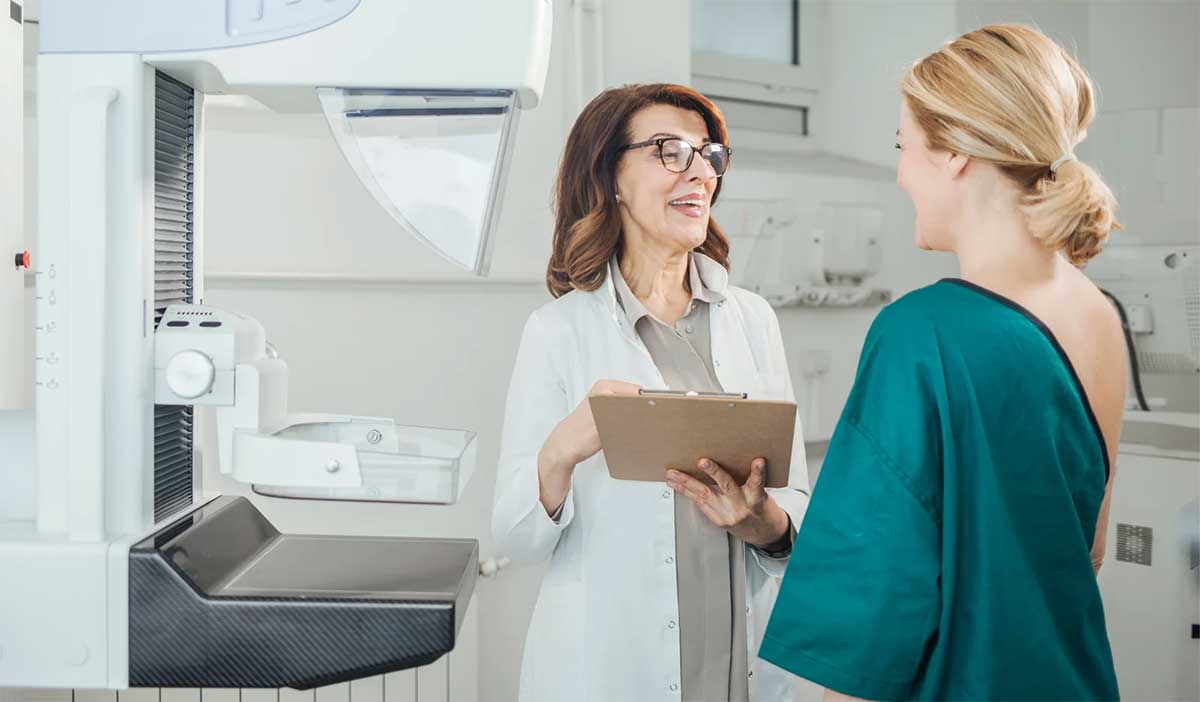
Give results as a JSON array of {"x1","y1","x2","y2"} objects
[{"x1": 546, "y1": 84, "x2": 732, "y2": 298}]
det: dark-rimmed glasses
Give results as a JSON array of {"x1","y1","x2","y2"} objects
[{"x1": 618, "y1": 137, "x2": 732, "y2": 177}]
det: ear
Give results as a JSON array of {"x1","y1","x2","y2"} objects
[{"x1": 945, "y1": 151, "x2": 970, "y2": 179}]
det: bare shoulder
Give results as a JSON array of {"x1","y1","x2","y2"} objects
[
  {"x1": 995, "y1": 266, "x2": 1127, "y2": 459},
  {"x1": 1063, "y1": 268, "x2": 1128, "y2": 452},
  {"x1": 1072, "y1": 269, "x2": 1126, "y2": 359}
]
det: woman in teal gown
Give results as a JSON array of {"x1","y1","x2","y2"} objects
[{"x1": 759, "y1": 24, "x2": 1126, "y2": 701}]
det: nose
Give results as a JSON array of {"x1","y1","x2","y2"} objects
[{"x1": 685, "y1": 149, "x2": 717, "y2": 184}]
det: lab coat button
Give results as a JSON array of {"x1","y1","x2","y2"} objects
[
  {"x1": 665, "y1": 556, "x2": 674, "y2": 564},
  {"x1": 669, "y1": 684, "x2": 679, "y2": 692},
  {"x1": 667, "y1": 619, "x2": 676, "y2": 629},
  {"x1": 662, "y1": 490, "x2": 671, "y2": 499}
]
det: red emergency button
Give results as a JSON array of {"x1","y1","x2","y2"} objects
[{"x1": 14, "y1": 251, "x2": 30, "y2": 269}]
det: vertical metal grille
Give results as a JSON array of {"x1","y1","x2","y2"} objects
[
  {"x1": 1184, "y1": 260, "x2": 1200, "y2": 366},
  {"x1": 153, "y1": 71, "x2": 195, "y2": 522},
  {"x1": 1115, "y1": 523, "x2": 1153, "y2": 566}
]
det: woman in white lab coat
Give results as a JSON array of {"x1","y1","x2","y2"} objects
[{"x1": 492, "y1": 83, "x2": 809, "y2": 701}]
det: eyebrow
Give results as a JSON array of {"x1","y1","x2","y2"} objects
[{"x1": 646, "y1": 131, "x2": 713, "y2": 144}]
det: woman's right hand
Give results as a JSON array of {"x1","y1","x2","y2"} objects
[{"x1": 537, "y1": 379, "x2": 641, "y2": 515}]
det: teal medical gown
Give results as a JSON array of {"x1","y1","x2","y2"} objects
[{"x1": 759, "y1": 279, "x2": 1119, "y2": 701}]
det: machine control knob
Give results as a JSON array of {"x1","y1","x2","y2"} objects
[{"x1": 166, "y1": 350, "x2": 216, "y2": 399}]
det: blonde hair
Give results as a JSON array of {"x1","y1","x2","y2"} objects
[{"x1": 902, "y1": 23, "x2": 1120, "y2": 265}]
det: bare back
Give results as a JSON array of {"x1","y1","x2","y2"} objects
[{"x1": 979, "y1": 263, "x2": 1127, "y2": 570}]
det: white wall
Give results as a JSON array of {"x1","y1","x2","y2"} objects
[
  {"x1": 956, "y1": 0, "x2": 1091, "y2": 63},
  {"x1": 603, "y1": 0, "x2": 691, "y2": 86},
  {"x1": 1085, "y1": 1, "x2": 1199, "y2": 248},
  {"x1": 822, "y1": 1, "x2": 957, "y2": 169},
  {"x1": 1088, "y1": 0, "x2": 1200, "y2": 112}
]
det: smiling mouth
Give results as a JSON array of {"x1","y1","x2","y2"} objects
[{"x1": 668, "y1": 196, "x2": 707, "y2": 218}]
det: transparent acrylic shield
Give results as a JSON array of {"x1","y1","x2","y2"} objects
[{"x1": 318, "y1": 88, "x2": 520, "y2": 275}]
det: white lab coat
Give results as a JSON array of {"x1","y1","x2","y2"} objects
[{"x1": 492, "y1": 253, "x2": 810, "y2": 701}]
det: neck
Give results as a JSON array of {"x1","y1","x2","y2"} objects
[
  {"x1": 952, "y1": 186, "x2": 1065, "y2": 291},
  {"x1": 618, "y1": 240, "x2": 692, "y2": 323}
]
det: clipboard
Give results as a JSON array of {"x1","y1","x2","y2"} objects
[{"x1": 589, "y1": 390, "x2": 796, "y2": 488}]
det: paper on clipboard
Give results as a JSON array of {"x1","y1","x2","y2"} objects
[{"x1": 589, "y1": 391, "x2": 796, "y2": 488}]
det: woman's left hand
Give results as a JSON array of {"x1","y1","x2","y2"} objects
[{"x1": 665, "y1": 458, "x2": 790, "y2": 548}]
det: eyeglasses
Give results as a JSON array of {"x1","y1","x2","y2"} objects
[{"x1": 618, "y1": 137, "x2": 732, "y2": 177}]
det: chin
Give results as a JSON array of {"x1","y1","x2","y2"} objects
[{"x1": 676, "y1": 226, "x2": 709, "y2": 251}]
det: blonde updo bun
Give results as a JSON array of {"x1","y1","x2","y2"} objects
[{"x1": 902, "y1": 23, "x2": 1121, "y2": 265}]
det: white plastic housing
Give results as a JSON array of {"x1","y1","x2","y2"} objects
[
  {"x1": 253, "y1": 424, "x2": 479, "y2": 505},
  {"x1": 42, "y1": 0, "x2": 553, "y2": 112},
  {"x1": 0, "y1": 7, "x2": 25, "y2": 410},
  {"x1": 154, "y1": 306, "x2": 266, "y2": 406},
  {"x1": 41, "y1": 0, "x2": 553, "y2": 275},
  {"x1": 153, "y1": 305, "x2": 478, "y2": 503}
]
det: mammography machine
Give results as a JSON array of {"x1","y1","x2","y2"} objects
[
  {"x1": 1087, "y1": 246, "x2": 1200, "y2": 700},
  {"x1": 0, "y1": 0, "x2": 551, "y2": 689}
]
